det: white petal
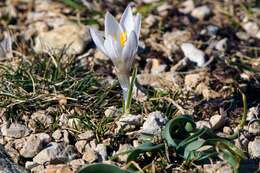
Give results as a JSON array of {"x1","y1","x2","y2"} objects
[
  {"x1": 104, "y1": 35, "x2": 120, "y2": 62},
  {"x1": 89, "y1": 28, "x2": 106, "y2": 54},
  {"x1": 181, "y1": 43, "x2": 206, "y2": 67},
  {"x1": 122, "y1": 31, "x2": 138, "y2": 70},
  {"x1": 105, "y1": 12, "x2": 120, "y2": 38},
  {"x1": 120, "y1": 5, "x2": 135, "y2": 36},
  {"x1": 134, "y1": 14, "x2": 141, "y2": 39}
]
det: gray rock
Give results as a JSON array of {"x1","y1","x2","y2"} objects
[
  {"x1": 67, "y1": 118, "x2": 82, "y2": 130},
  {"x1": 191, "y1": 5, "x2": 211, "y2": 20},
  {"x1": 215, "y1": 38, "x2": 227, "y2": 52},
  {"x1": 104, "y1": 106, "x2": 121, "y2": 117},
  {"x1": 116, "y1": 114, "x2": 142, "y2": 132},
  {"x1": 236, "y1": 31, "x2": 250, "y2": 40},
  {"x1": 145, "y1": 15, "x2": 157, "y2": 28},
  {"x1": 95, "y1": 144, "x2": 107, "y2": 161},
  {"x1": 248, "y1": 137, "x2": 260, "y2": 158},
  {"x1": 12, "y1": 138, "x2": 26, "y2": 151},
  {"x1": 235, "y1": 133, "x2": 249, "y2": 151},
  {"x1": 242, "y1": 22, "x2": 260, "y2": 38},
  {"x1": 52, "y1": 129, "x2": 63, "y2": 141},
  {"x1": 33, "y1": 142, "x2": 77, "y2": 164},
  {"x1": 207, "y1": 25, "x2": 219, "y2": 36},
  {"x1": 247, "y1": 106, "x2": 259, "y2": 122},
  {"x1": 116, "y1": 144, "x2": 132, "y2": 162},
  {"x1": 25, "y1": 161, "x2": 38, "y2": 170},
  {"x1": 20, "y1": 133, "x2": 51, "y2": 158},
  {"x1": 34, "y1": 24, "x2": 90, "y2": 55},
  {"x1": 179, "y1": 0, "x2": 195, "y2": 14},
  {"x1": 78, "y1": 131, "x2": 94, "y2": 141},
  {"x1": 82, "y1": 145, "x2": 98, "y2": 163},
  {"x1": 75, "y1": 140, "x2": 87, "y2": 154},
  {"x1": 163, "y1": 30, "x2": 191, "y2": 53},
  {"x1": 0, "y1": 145, "x2": 27, "y2": 173},
  {"x1": 210, "y1": 114, "x2": 226, "y2": 130},
  {"x1": 196, "y1": 120, "x2": 211, "y2": 129},
  {"x1": 1, "y1": 123, "x2": 30, "y2": 138},
  {"x1": 29, "y1": 110, "x2": 53, "y2": 129},
  {"x1": 248, "y1": 120, "x2": 260, "y2": 135},
  {"x1": 68, "y1": 159, "x2": 85, "y2": 172},
  {"x1": 223, "y1": 126, "x2": 233, "y2": 135},
  {"x1": 141, "y1": 111, "x2": 167, "y2": 135}
]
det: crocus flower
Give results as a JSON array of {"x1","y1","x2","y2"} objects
[
  {"x1": 0, "y1": 33, "x2": 12, "y2": 59},
  {"x1": 90, "y1": 5, "x2": 141, "y2": 106}
]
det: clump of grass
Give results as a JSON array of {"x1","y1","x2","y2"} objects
[{"x1": 0, "y1": 51, "x2": 120, "y2": 127}]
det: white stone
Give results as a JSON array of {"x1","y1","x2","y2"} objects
[
  {"x1": 75, "y1": 140, "x2": 87, "y2": 154},
  {"x1": 215, "y1": 38, "x2": 227, "y2": 52},
  {"x1": 95, "y1": 144, "x2": 107, "y2": 161},
  {"x1": 30, "y1": 110, "x2": 52, "y2": 128},
  {"x1": 34, "y1": 24, "x2": 90, "y2": 55},
  {"x1": 1, "y1": 123, "x2": 30, "y2": 138},
  {"x1": 242, "y1": 22, "x2": 259, "y2": 38},
  {"x1": 248, "y1": 120, "x2": 260, "y2": 135},
  {"x1": 104, "y1": 106, "x2": 121, "y2": 117},
  {"x1": 163, "y1": 30, "x2": 191, "y2": 53},
  {"x1": 181, "y1": 43, "x2": 206, "y2": 67},
  {"x1": 20, "y1": 133, "x2": 50, "y2": 158},
  {"x1": 248, "y1": 138, "x2": 260, "y2": 158},
  {"x1": 33, "y1": 143, "x2": 77, "y2": 164},
  {"x1": 141, "y1": 111, "x2": 167, "y2": 135},
  {"x1": 196, "y1": 120, "x2": 211, "y2": 129},
  {"x1": 82, "y1": 146, "x2": 98, "y2": 163},
  {"x1": 191, "y1": 5, "x2": 211, "y2": 20},
  {"x1": 78, "y1": 131, "x2": 94, "y2": 141},
  {"x1": 247, "y1": 106, "x2": 259, "y2": 122},
  {"x1": 210, "y1": 114, "x2": 226, "y2": 130},
  {"x1": 52, "y1": 129, "x2": 63, "y2": 141},
  {"x1": 117, "y1": 114, "x2": 142, "y2": 132},
  {"x1": 223, "y1": 126, "x2": 233, "y2": 135},
  {"x1": 179, "y1": 0, "x2": 195, "y2": 14}
]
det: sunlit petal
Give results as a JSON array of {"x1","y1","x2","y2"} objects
[
  {"x1": 134, "y1": 14, "x2": 141, "y2": 40},
  {"x1": 89, "y1": 28, "x2": 106, "y2": 54},
  {"x1": 120, "y1": 5, "x2": 134, "y2": 36},
  {"x1": 122, "y1": 31, "x2": 138, "y2": 71}
]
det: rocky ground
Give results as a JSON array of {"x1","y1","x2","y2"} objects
[{"x1": 0, "y1": 0, "x2": 260, "y2": 172}]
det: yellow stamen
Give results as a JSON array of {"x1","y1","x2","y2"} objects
[{"x1": 119, "y1": 32, "x2": 127, "y2": 47}]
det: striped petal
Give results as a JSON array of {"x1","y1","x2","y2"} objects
[
  {"x1": 89, "y1": 28, "x2": 106, "y2": 54},
  {"x1": 105, "y1": 12, "x2": 120, "y2": 37},
  {"x1": 134, "y1": 14, "x2": 141, "y2": 40},
  {"x1": 122, "y1": 31, "x2": 138, "y2": 70},
  {"x1": 104, "y1": 35, "x2": 121, "y2": 62},
  {"x1": 120, "y1": 5, "x2": 135, "y2": 37}
]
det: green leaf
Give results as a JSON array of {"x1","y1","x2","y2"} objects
[
  {"x1": 125, "y1": 66, "x2": 138, "y2": 114},
  {"x1": 183, "y1": 139, "x2": 206, "y2": 159},
  {"x1": 177, "y1": 128, "x2": 208, "y2": 150},
  {"x1": 127, "y1": 142, "x2": 164, "y2": 163},
  {"x1": 59, "y1": 0, "x2": 84, "y2": 10},
  {"x1": 162, "y1": 115, "x2": 196, "y2": 148},
  {"x1": 221, "y1": 148, "x2": 240, "y2": 172},
  {"x1": 78, "y1": 163, "x2": 128, "y2": 173},
  {"x1": 206, "y1": 139, "x2": 246, "y2": 160}
]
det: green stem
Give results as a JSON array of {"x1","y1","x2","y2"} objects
[{"x1": 125, "y1": 66, "x2": 137, "y2": 114}]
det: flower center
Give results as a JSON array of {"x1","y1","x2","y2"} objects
[{"x1": 119, "y1": 32, "x2": 127, "y2": 47}]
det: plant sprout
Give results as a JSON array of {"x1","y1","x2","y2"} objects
[{"x1": 90, "y1": 5, "x2": 141, "y2": 113}]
